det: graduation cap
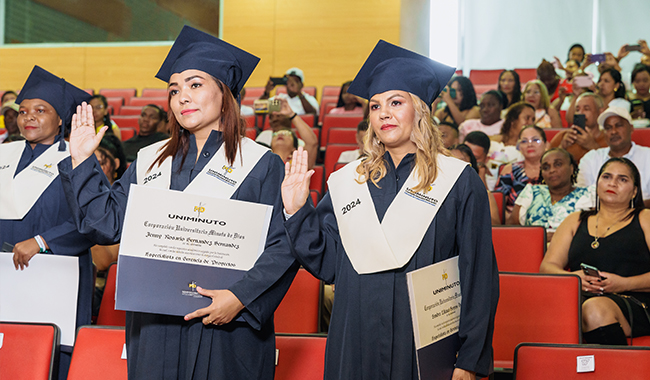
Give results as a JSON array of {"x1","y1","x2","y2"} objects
[
  {"x1": 347, "y1": 40, "x2": 455, "y2": 105},
  {"x1": 16, "y1": 65, "x2": 91, "y2": 151},
  {"x1": 155, "y1": 25, "x2": 260, "y2": 100}
]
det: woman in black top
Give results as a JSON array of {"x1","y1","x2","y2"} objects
[{"x1": 541, "y1": 157, "x2": 650, "y2": 344}]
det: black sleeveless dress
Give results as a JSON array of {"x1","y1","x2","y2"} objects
[{"x1": 568, "y1": 213, "x2": 650, "y2": 336}]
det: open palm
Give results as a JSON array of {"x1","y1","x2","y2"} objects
[
  {"x1": 70, "y1": 102, "x2": 106, "y2": 168},
  {"x1": 281, "y1": 147, "x2": 314, "y2": 215}
]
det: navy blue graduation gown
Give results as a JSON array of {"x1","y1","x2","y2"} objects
[
  {"x1": 58, "y1": 130, "x2": 298, "y2": 380},
  {"x1": 0, "y1": 137, "x2": 94, "y2": 351},
  {"x1": 284, "y1": 153, "x2": 499, "y2": 379}
]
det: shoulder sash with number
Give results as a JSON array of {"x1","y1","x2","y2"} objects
[
  {"x1": 327, "y1": 154, "x2": 467, "y2": 274},
  {"x1": 0, "y1": 141, "x2": 71, "y2": 219},
  {"x1": 136, "y1": 137, "x2": 269, "y2": 198}
]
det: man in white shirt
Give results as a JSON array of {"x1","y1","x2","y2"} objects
[
  {"x1": 577, "y1": 106, "x2": 650, "y2": 206},
  {"x1": 260, "y1": 67, "x2": 319, "y2": 115}
]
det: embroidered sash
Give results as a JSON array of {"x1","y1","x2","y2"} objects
[{"x1": 327, "y1": 154, "x2": 467, "y2": 274}]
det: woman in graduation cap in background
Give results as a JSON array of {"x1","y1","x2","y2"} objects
[
  {"x1": 58, "y1": 26, "x2": 298, "y2": 379},
  {"x1": 282, "y1": 41, "x2": 499, "y2": 380},
  {"x1": 0, "y1": 66, "x2": 95, "y2": 378}
]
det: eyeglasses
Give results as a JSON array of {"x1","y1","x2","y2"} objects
[
  {"x1": 519, "y1": 138, "x2": 543, "y2": 145},
  {"x1": 272, "y1": 130, "x2": 293, "y2": 138}
]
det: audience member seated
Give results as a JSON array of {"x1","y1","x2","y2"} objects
[
  {"x1": 464, "y1": 131, "x2": 497, "y2": 190},
  {"x1": 122, "y1": 104, "x2": 168, "y2": 162},
  {"x1": 99, "y1": 133, "x2": 127, "y2": 181},
  {"x1": 498, "y1": 70, "x2": 522, "y2": 109},
  {"x1": 523, "y1": 80, "x2": 562, "y2": 128},
  {"x1": 0, "y1": 101, "x2": 19, "y2": 143},
  {"x1": 628, "y1": 64, "x2": 650, "y2": 122},
  {"x1": 538, "y1": 59, "x2": 561, "y2": 104},
  {"x1": 459, "y1": 90, "x2": 505, "y2": 141},
  {"x1": 511, "y1": 148, "x2": 593, "y2": 242},
  {"x1": 239, "y1": 88, "x2": 254, "y2": 116},
  {"x1": 438, "y1": 121, "x2": 459, "y2": 149},
  {"x1": 434, "y1": 76, "x2": 480, "y2": 125},
  {"x1": 260, "y1": 67, "x2": 318, "y2": 115},
  {"x1": 495, "y1": 125, "x2": 547, "y2": 217},
  {"x1": 337, "y1": 120, "x2": 368, "y2": 163},
  {"x1": 0, "y1": 90, "x2": 17, "y2": 131},
  {"x1": 267, "y1": 98, "x2": 317, "y2": 169},
  {"x1": 329, "y1": 81, "x2": 365, "y2": 114},
  {"x1": 597, "y1": 68, "x2": 628, "y2": 108},
  {"x1": 450, "y1": 143, "x2": 502, "y2": 225},
  {"x1": 578, "y1": 106, "x2": 650, "y2": 207},
  {"x1": 551, "y1": 59, "x2": 580, "y2": 112},
  {"x1": 567, "y1": 43, "x2": 586, "y2": 63},
  {"x1": 541, "y1": 158, "x2": 650, "y2": 345},
  {"x1": 551, "y1": 93, "x2": 607, "y2": 162},
  {"x1": 90, "y1": 94, "x2": 121, "y2": 140}
]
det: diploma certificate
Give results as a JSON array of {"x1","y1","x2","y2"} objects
[
  {"x1": 115, "y1": 185, "x2": 273, "y2": 316},
  {"x1": 406, "y1": 256, "x2": 462, "y2": 380}
]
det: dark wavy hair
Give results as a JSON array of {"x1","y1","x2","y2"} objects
[
  {"x1": 1, "y1": 90, "x2": 17, "y2": 104},
  {"x1": 151, "y1": 76, "x2": 245, "y2": 171},
  {"x1": 498, "y1": 70, "x2": 522, "y2": 108},
  {"x1": 539, "y1": 148, "x2": 578, "y2": 185},
  {"x1": 90, "y1": 94, "x2": 114, "y2": 133},
  {"x1": 579, "y1": 157, "x2": 645, "y2": 222},
  {"x1": 446, "y1": 76, "x2": 477, "y2": 112},
  {"x1": 450, "y1": 143, "x2": 478, "y2": 173},
  {"x1": 599, "y1": 68, "x2": 626, "y2": 99},
  {"x1": 336, "y1": 81, "x2": 362, "y2": 108},
  {"x1": 501, "y1": 101, "x2": 535, "y2": 139}
]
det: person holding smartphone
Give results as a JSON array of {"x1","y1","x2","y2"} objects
[
  {"x1": 260, "y1": 67, "x2": 319, "y2": 115},
  {"x1": 550, "y1": 93, "x2": 607, "y2": 162},
  {"x1": 541, "y1": 157, "x2": 650, "y2": 345}
]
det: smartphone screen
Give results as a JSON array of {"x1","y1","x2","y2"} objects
[
  {"x1": 591, "y1": 53, "x2": 606, "y2": 63},
  {"x1": 574, "y1": 114, "x2": 586, "y2": 129},
  {"x1": 270, "y1": 77, "x2": 287, "y2": 86},
  {"x1": 574, "y1": 76, "x2": 594, "y2": 88},
  {"x1": 449, "y1": 88, "x2": 457, "y2": 99},
  {"x1": 627, "y1": 45, "x2": 642, "y2": 52}
]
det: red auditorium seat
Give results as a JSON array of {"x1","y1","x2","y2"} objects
[
  {"x1": 245, "y1": 128, "x2": 257, "y2": 139},
  {"x1": 544, "y1": 128, "x2": 564, "y2": 142},
  {"x1": 493, "y1": 273, "x2": 581, "y2": 371},
  {"x1": 310, "y1": 189, "x2": 320, "y2": 206},
  {"x1": 243, "y1": 87, "x2": 265, "y2": 99},
  {"x1": 324, "y1": 144, "x2": 357, "y2": 183},
  {"x1": 274, "y1": 268, "x2": 321, "y2": 334},
  {"x1": 118, "y1": 127, "x2": 136, "y2": 141},
  {"x1": 469, "y1": 69, "x2": 503, "y2": 85},
  {"x1": 128, "y1": 97, "x2": 168, "y2": 111},
  {"x1": 321, "y1": 86, "x2": 341, "y2": 98},
  {"x1": 275, "y1": 334, "x2": 327, "y2": 380},
  {"x1": 474, "y1": 84, "x2": 498, "y2": 97},
  {"x1": 100, "y1": 89, "x2": 136, "y2": 105},
  {"x1": 67, "y1": 326, "x2": 127, "y2": 380},
  {"x1": 84, "y1": 88, "x2": 94, "y2": 95},
  {"x1": 106, "y1": 97, "x2": 124, "y2": 115},
  {"x1": 491, "y1": 191, "x2": 505, "y2": 224},
  {"x1": 310, "y1": 165, "x2": 324, "y2": 195},
  {"x1": 119, "y1": 105, "x2": 144, "y2": 116},
  {"x1": 97, "y1": 263, "x2": 126, "y2": 327},
  {"x1": 141, "y1": 88, "x2": 167, "y2": 98},
  {"x1": 632, "y1": 129, "x2": 650, "y2": 147},
  {"x1": 242, "y1": 114, "x2": 256, "y2": 129},
  {"x1": 0, "y1": 322, "x2": 59, "y2": 380},
  {"x1": 514, "y1": 68, "x2": 537, "y2": 84},
  {"x1": 492, "y1": 226, "x2": 546, "y2": 273},
  {"x1": 294, "y1": 127, "x2": 320, "y2": 142},
  {"x1": 513, "y1": 343, "x2": 650, "y2": 380},
  {"x1": 112, "y1": 115, "x2": 139, "y2": 132},
  {"x1": 319, "y1": 96, "x2": 339, "y2": 124},
  {"x1": 455, "y1": 70, "x2": 463, "y2": 76},
  {"x1": 327, "y1": 128, "x2": 357, "y2": 145},
  {"x1": 320, "y1": 115, "x2": 364, "y2": 149},
  {"x1": 241, "y1": 97, "x2": 255, "y2": 106},
  {"x1": 630, "y1": 335, "x2": 650, "y2": 346}
]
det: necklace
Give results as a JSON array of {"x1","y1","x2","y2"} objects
[{"x1": 591, "y1": 213, "x2": 628, "y2": 249}]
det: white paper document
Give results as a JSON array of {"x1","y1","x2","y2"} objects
[{"x1": 0, "y1": 252, "x2": 79, "y2": 346}]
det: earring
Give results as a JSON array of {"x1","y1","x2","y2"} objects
[
  {"x1": 596, "y1": 196, "x2": 600, "y2": 212},
  {"x1": 631, "y1": 198, "x2": 635, "y2": 209}
]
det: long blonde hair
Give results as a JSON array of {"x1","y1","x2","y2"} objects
[{"x1": 355, "y1": 93, "x2": 448, "y2": 192}]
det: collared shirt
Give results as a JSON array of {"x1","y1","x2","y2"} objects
[
  {"x1": 272, "y1": 92, "x2": 319, "y2": 115},
  {"x1": 577, "y1": 142, "x2": 650, "y2": 199}
]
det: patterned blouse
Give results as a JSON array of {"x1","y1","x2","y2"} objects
[
  {"x1": 515, "y1": 184, "x2": 595, "y2": 231},
  {"x1": 494, "y1": 161, "x2": 542, "y2": 213}
]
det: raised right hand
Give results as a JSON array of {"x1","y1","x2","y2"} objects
[
  {"x1": 70, "y1": 102, "x2": 107, "y2": 169},
  {"x1": 281, "y1": 147, "x2": 314, "y2": 215}
]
